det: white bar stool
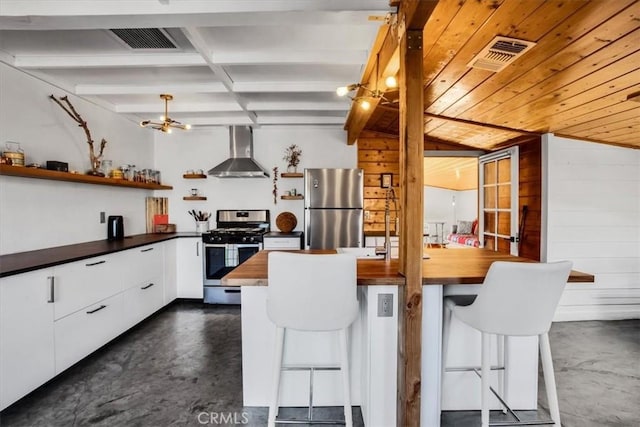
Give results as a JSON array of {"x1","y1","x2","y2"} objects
[
  {"x1": 442, "y1": 261, "x2": 572, "y2": 427},
  {"x1": 267, "y1": 252, "x2": 359, "y2": 427}
]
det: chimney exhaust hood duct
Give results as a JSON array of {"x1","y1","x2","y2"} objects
[{"x1": 208, "y1": 126, "x2": 270, "y2": 178}]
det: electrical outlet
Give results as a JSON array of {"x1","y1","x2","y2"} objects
[
  {"x1": 377, "y1": 293, "x2": 393, "y2": 317},
  {"x1": 100, "y1": 211, "x2": 106, "y2": 223},
  {"x1": 364, "y1": 210, "x2": 371, "y2": 220}
]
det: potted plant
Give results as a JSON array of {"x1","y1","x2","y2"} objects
[{"x1": 283, "y1": 144, "x2": 302, "y2": 173}]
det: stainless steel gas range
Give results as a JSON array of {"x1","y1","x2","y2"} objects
[{"x1": 202, "y1": 209, "x2": 270, "y2": 304}]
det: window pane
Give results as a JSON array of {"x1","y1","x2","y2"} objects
[
  {"x1": 498, "y1": 184, "x2": 510, "y2": 209},
  {"x1": 484, "y1": 186, "x2": 496, "y2": 208},
  {"x1": 484, "y1": 162, "x2": 496, "y2": 184},
  {"x1": 484, "y1": 235, "x2": 495, "y2": 250},
  {"x1": 497, "y1": 238, "x2": 510, "y2": 252},
  {"x1": 498, "y1": 212, "x2": 511, "y2": 236},
  {"x1": 497, "y1": 158, "x2": 511, "y2": 183},
  {"x1": 484, "y1": 212, "x2": 496, "y2": 233}
]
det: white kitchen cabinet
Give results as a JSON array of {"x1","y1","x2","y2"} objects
[
  {"x1": 163, "y1": 239, "x2": 178, "y2": 304},
  {"x1": 53, "y1": 252, "x2": 125, "y2": 320},
  {"x1": 54, "y1": 292, "x2": 125, "y2": 373},
  {"x1": 176, "y1": 237, "x2": 203, "y2": 298},
  {"x1": 263, "y1": 232, "x2": 303, "y2": 250},
  {"x1": 0, "y1": 270, "x2": 55, "y2": 410},
  {"x1": 123, "y1": 275, "x2": 164, "y2": 326},
  {"x1": 126, "y1": 243, "x2": 163, "y2": 289}
]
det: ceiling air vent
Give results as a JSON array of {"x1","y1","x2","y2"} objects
[
  {"x1": 467, "y1": 36, "x2": 536, "y2": 72},
  {"x1": 109, "y1": 28, "x2": 177, "y2": 49}
]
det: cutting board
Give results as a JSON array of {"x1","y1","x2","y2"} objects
[{"x1": 145, "y1": 197, "x2": 168, "y2": 233}]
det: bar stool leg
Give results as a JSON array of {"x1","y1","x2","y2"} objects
[
  {"x1": 339, "y1": 328, "x2": 353, "y2": 427},
  {"x1": 268, "y1": 327, "x2": 285, "y2": 427},
  {"x1": 539, "y1": 333, "x2": 561, "y2": 427},
  {"x1": 497, "y1": 334, "x2": 507, "y2": 414},
  {"x1": 441, "y1": 304, "x2": 453, "y2": 407},
  {"x1": 481, "y1": 332, "x2": 491, "y2": 427}
]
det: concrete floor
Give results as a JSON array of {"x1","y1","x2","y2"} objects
[{"x1": 0, "y1": 301, "x2": 637, "y2": 426}]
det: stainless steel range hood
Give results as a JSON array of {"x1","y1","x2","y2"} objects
[{"x1": 208, "y1": 126, "x2": 270, "y2": 178}]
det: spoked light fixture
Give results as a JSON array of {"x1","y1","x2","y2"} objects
[
  {"x1": 336, "y1": 54, "x2": 397, "y2": 111},
  {"x1": 139, "y1": 94, "x2": 191, "y2": 133}
]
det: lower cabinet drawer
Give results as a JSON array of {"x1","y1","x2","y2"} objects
[
  {"x1": 123, "y1": 277, "x2": 164, "y2": 327},
  {"x1": 54, "y1": 293, "x2": 125, "y2": 374},
  {"x1": 263, "y1": 237, "x2": 302, "y2": 250}
]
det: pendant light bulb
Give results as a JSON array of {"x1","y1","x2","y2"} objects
[
  {"x1": 185, "y1": 124, "x2": 192, "y2": 130},
  {"x1": 336, "y1": 86, "x2": 349, "y2": 97},
  {"x1": 360, "y1": 99, "x2": 371, "y2": 111},
  {"x1": 159, "y1": 115, "x2": 165, "y2": 121},
  {"x1": 385, "y1": 75, "x2": 397, "y2": 88}
]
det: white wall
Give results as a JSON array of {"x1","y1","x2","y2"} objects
[
  {"x1": 154, "y1": 126, "x2": 357, "y2": 232},
  {"x1": 423, "y1": 186, "x2": 477, "y2": 235},
  {"x1": 0, "y1": 64, "x2": 154, "y2": 254},
  {"x1": 543, "y1": 134, "x2": 640, "y2": 320}
]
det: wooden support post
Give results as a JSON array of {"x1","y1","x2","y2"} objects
[{"x1": 397, "y1": 27, "x2": 424, "y2": 427}]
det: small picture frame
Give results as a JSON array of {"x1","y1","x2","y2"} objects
[{"x1": 380, "y1": 173, "x2": 393, "y2": 189}]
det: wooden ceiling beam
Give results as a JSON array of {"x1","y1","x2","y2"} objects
[{"x1": 345, "y1": 1, "x2": 438, "y2": 145}]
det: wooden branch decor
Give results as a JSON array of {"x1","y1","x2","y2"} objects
[{"x1": 49, "y1": 94, "x2": 107, "y2": 176}]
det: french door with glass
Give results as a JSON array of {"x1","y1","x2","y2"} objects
[{"x1": 478, "y1": 147, "x2": 519, "y2": 255}]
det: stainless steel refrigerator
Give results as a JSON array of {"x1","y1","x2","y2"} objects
[{"x1": 304, "y1": 168, "x2": 364, "y2": 249}]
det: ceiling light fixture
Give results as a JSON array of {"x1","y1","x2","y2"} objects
[
  {"x1": 336, "y1": 54, "x2": 397, "y2": 110},
  {"x1": 140, "y1": 94, "x2": 191, "y2": 133}
]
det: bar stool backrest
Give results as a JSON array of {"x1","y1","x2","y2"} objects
[
  {"x1": 453, "y1": 261, "x2": 573, "y2": 336},
  {"x1": 267, "y1": 252, "x2": 358, "y2": 331}
]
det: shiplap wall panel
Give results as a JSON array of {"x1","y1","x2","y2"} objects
[{"x1": 544, "y1": 134, "x2": 640, "y2": 321}]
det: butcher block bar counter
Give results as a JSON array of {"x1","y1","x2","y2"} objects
[
  {"x1": 225, "y1": 248, "x2": 593, "y2": 427},
  {"x1": 220, "y1": 248, "x2": 594, "y2": 286}
]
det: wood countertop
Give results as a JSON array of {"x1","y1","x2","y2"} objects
[
  {"x1": 0, "y1": 233, "x2": 200, "y2": 278},
  {"x1": 221, "y1": 248, "x2": 594, "y2": 286}
]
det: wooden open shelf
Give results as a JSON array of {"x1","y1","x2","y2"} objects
[
  {"x1": 183, "y1": 173, "x2": 207, "y2": 179},
  {"x1": 280, "y1": 195, "x2": 304, "y2": 200},
  {"x1": 0, "y1": 164, "x2": 173, "y2": 190},
  {"x1": 183, "y1": 196, "x2": 207, "y2": 201},
  {"x1": 281, "y1": 172, "x2": 303, "y2": 178}
]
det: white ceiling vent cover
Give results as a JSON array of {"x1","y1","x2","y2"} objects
[{"x1": 467, "y1": 36, "x2": 536, "y2": 72}]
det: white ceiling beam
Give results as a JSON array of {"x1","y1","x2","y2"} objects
[
  {"x1": 0, "y1": 11, "x2": 387, "y2": 30},
  {"x1": 212, "y1": 50, "x2": 368, "y2": 66},
  {"x1": 185, "y1": 117, "x2": 254, "y2": 126},
  {"x1": 14, "y1": 53, "x2": 205, "y2": 69},
  {"x1": 115, "y1": 102, "x2": 243, "y2": 113},
  {"x1": 246, "y1": 101, "x2": 348, "y2": 111},
  {"x1": 182, "y1": 26, "x2": 258, "y2": 125},
  {"x1": 233, "y1": 81, "x2": 344, "y2": 93},
  {"x1": 0, "y1": 49, "x2": 15, "y2": 66},
  {"x1": 0, "y1": 1, "x2": 390, "y2": 16},
  {"x1": 75, "y1": 82, "x2": 227, "y2": 95},
  {"x1": 257, "y1": 116, "x2": 346, "y2": 125}
]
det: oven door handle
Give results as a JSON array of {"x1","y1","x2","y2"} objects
[{"x1": 224, "y1": 289, "x2": 241, "y2": 293}]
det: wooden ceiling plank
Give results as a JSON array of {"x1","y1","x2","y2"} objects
[
  {"x1": 587, "y1": 123, "x2": 640, "y2": 139},
  {"x1": 420, "y1": 0, "x2": 465, "y2": 62},
  {"x1": 555, "y1": 105, "x2": 640, "y2": 134},
  {"x1": 562, "y1": 113, "x2": 640, "y2": 138},
  {"x1": 554, "y1": 133, "x2": 640, "y2": 149},
  {"x1": 467, "y1": 6, "x2": 640, "y2": 125},
  {"x1": 428, "y1": 0, "x2": 587, "y2": 116},
  {"x1": 511, "y1": 63, "x2": 640, "y2": 131},
  {"x1": 529, "y1": 86, "x2": 640, "y2": 138},
  {"x1": 541, "y1": 99, "x2": 640, "y2": 132},
  {"x1": 422, "y1": 0, "x2": 505, "y2": 87},
  {"x1": 424, "y1": 0, "x2": 546, "y2": 112}
]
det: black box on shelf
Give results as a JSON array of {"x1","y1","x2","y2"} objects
[{"x1": 46, "y1": 161, "x2": 69, "y2": 172}]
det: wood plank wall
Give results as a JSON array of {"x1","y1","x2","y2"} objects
[
  {"x1": 358, "y1": 131, "x2": 400, "y2": 234},
  {"x1": 518, "y1": 137, "x2": 542, "y2": 261}
]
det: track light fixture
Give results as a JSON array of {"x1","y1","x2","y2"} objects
[
  {"x1": 140, "y1": 94, "x2": 191, "y2": 133},
  {"x1": 336, "y1": 54, "x2": 397, "y2": 110}
]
